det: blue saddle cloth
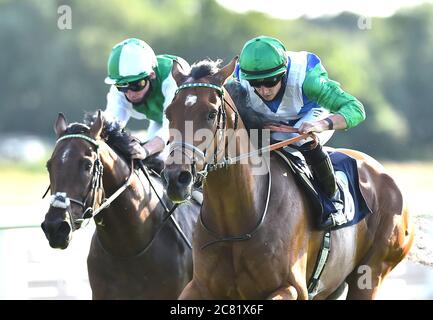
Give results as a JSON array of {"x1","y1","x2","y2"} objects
[
  {"x1": 279, "y1": 149, "x2": 372, "y2": 230},
  {"x1": 318, "y1": 151, "x2": 372, "y2": 230}
]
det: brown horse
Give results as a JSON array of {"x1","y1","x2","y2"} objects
[
  {"x1": 162, "y1": 58, "x2": 414, "y2": 300},
  {"x1": 41, "y1": 111, "x2": 200, "y2": 299}
]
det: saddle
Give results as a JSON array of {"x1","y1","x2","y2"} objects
[{"x1": 274, "y1": 147, "x2": 371, "y2": 231}]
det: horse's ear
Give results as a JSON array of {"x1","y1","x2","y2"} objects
[
  {"x1": 214, "y1": 56, "x2": 238, "y2": 86},
  {"x1": 172, "y1": 59, "x2": 190, "y2": 85},
  {"x1": 54, "y1": 113, "x2": 68, "y2": 138},
  {"x1": 90, "y1": 110, "x2": 103, "y2": 139}
]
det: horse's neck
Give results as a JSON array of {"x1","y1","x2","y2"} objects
[
  {"x1": 95, "y1": 143, "x2": 165, "y2": 256},
  {"x1": 203, "y1": 157, "x2": 268, "y2": 236},
  {"x1": 98, "y1": 144, "x2": 133, "y2": 195},
  {"x1": 201, "y1": 96, "x2": 269, "y2": 234}
]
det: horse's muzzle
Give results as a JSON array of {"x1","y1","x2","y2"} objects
[
  {"x1": 161, "y1": 167, "x2": 193, "y2": 203},
  {"x1": 41, "y1": 215, "x2": 72, "y2": 249}
]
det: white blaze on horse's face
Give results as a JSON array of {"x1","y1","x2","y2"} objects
[
  {"x1": 185, "y1": 94, "x2": 197, "y2": 107},
  {"x1": 60, "y1": 148, "x2": 71, "y2": 164}
]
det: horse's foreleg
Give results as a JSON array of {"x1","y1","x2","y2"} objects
[{"x1": 267, "y1": 285, "x2": 299, "y2": 300}]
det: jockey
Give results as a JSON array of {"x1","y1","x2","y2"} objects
[
  {"x1": 104, "y1": 38, "x2": 190, "y2": 162},
  {"x1": 235, "y1": 35, "x2": 366, "y2": 229}
]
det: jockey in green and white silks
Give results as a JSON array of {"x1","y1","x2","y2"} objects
[
  {"x1": 234, "y1": 36, "x2": 366, "y2": 229},
  {"x1": 104, "y1": 38, "x2": 190, "y2": 161}
]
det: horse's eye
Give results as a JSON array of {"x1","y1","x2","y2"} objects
[
  {"x1": 83, "y1": 160, "x2": 93, "y2": 171},
  {"x1": 208, "y1": 110, "x2": 218, "y2": 121}
]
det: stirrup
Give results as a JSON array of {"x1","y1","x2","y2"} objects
[
  {"x1": 318, "y1": 191, "x2": 347, "y2": 230},
  {"x1": 331, "y1": 188, "x2": 347, "y2": 226},
  {"x1": 331, "y1": 211, "x2": 347, "y2": 226},
  {"x1": 318, "y1": 215, "x2": 335, "y2": 230},
  {"x1": 318, "y1": 211, "x2": 347, "y2": 230}
]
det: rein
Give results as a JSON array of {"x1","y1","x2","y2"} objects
[
  {"x1": 137, "y1": 161, "x2": 191, "y2": 250},
  {"x1": 199, "y1": 157, "x2": 272, "y2": 249},
  {"x1": 44, "y1": 133, "x2": 191, "y2": 257},
  {"x1": 170, "y1": 82, "x2": 317, "y2": 248},
  {"x1": 171, "y1": 83, "x2": 317, "y2": 180},
  {"x1": 94, "y1": 163, "x2": 189, "y2": 260},
  {"x1": 44, "y1": 134, "x2": 133, "y2": 230}
]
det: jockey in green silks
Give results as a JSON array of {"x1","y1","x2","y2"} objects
[
  {"x1": 104, "y1": 38, "x2": 190, "y2": 162},
  {"x1": 233, "y1": 35, "x2": 366, "y2": 229}
]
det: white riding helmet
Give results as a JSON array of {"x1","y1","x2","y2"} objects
[{"x1": 105, "y1": 38, "x2": 157, "y2": 85}]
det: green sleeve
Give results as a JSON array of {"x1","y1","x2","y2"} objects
[{"x1": 302, "y1": 63, "x2": 366, "y2": 129}]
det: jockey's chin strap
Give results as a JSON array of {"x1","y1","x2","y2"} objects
[{"x1": 43, "y1": 134, "x2": 133, "y2": 230}]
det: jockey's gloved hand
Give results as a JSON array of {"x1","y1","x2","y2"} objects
[{"x1": 127, "y1": 138, "x2": 149, "y2": 160}]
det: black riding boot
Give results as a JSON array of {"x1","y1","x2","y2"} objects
[{"x1": 301, "y1": 143, "x2": 347, "y2": 229}]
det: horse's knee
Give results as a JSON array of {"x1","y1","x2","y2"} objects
[{"x1": 268, "y1": 285, "x2": 298, "y2": 300}]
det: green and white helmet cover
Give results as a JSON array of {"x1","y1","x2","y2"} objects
[
  {"x1": 105, "y1": 38, "x2": 157, "y2": 85},
  {"x1": 239, "y1": 36, "x2": 287, "y2": 81}
]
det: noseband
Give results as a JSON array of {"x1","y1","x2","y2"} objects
[
  {"x1": 170, "y1": 83, "x2": 239, "y2": 184},
  {"x1": 167, "y1": 82, "x2": 319, "y2": 249},
  {"x1": 169, "y1": 83, "x2": 272, "y2": 249},
  {"x1": 47, "y1": 134, "x2": 132, "y2": 230}
]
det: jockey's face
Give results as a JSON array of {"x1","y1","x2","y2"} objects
[
  {"x1": 249, "y1": 74, "x2": 284, "y2": 102},
  {"x1": 253, "y1": 79, "x2": 282, "y2": 101},
  {"x1": 118, "y1": 72, "x2": 156, "y2": 104},
  {"x1": 124, "y1": 79, "x2": 151, "y2": 103}
]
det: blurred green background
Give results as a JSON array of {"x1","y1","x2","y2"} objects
[
  {"x1": 1, "y1": 0, "x2": 433, "y2": 160},
  {"x1": 1, "y1": 0, "x2": 433, "y2": 299}
]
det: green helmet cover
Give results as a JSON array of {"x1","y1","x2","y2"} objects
[
  {"x1": 105, "y1": 38, "x2": 157, "y2": 85},
  {"x1": 239, "y1": 36, "x2": 287, "y2": 80}
]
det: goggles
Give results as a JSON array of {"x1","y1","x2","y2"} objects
[
  {"x1": 115, "y1": 78, "x2": 148, "y2": 92},
  {"x1": 248, "y1": 73, "x2": 285, "y2": 88}
]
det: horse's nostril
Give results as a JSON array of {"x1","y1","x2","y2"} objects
[
  {"x1": 178, "y1": 171, "x2": 192, "y2": 186},
  {"x1": 59, "y1": 221, "x2": 72, "y2": 235}
]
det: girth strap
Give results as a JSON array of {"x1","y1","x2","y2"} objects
[{"x1": 308, "y1": 230, "x2": 331, "y2": 299}]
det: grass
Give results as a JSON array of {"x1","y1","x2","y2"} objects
[
  {"x1": 1, "y1": 160, "x2": 432, "y2": 215},
  {"x1": 0, "y1": 161, "x2": 48, "y2": 206}
]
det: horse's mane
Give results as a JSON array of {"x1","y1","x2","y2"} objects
[
  {"x1": 190, "y1": 59, "x2": 222, "y2": 80},
  {"x1": 64, "y1": 112, "x2": 135, "y2": 160},
  {"x1": 190, "y1": 58, "x2": 267, "y2": 144}
]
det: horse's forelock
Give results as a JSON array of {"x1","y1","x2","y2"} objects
[
  {"x1": 83, "y1": 111, "x2": 121, "y2": 141},
  {"x1": 85, "y1": 111, "x2": 137, "y2": 160},
  {"x1": 65, "y1": 123, "x2": 90, "y2": 135},
  {"x1": 190, "y1": 59, "x2": 222, "y2": 80},
  {"x1": 60, "y1": 112, "x2": 134, "y2": 160}
]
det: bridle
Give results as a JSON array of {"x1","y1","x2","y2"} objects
[
  {"x1": 168, "y1": 81, "x2": 318, "y2": 249},
  {"x1": 169, "y1": 83, "x2": 241, "y2": 185},
  {"x1": 44, "y1": 133, "x2": 191, "y2": 255},
  {"x1": 170, "y1": 82, "x2": 316, "y2": 181},
  {"x1": 44, "y1": 134, "x2": 133, "y2": 231},
  {"x1": 169, "y1": 82, "x2": 272, "y2": 248}
]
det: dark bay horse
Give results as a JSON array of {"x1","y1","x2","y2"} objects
[
  {"x1": 162, "y1": 58, "x2": 414, "y2": 299},
  {"x1": 41, "y1": 111, "x2": 200, "y2": 299}
]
